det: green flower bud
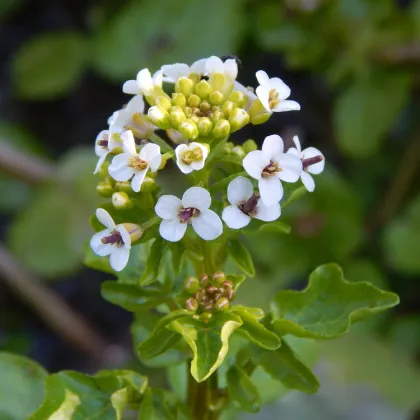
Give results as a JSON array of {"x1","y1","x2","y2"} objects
[
  {"x1": 189, "y1": 73, "x2": 201, "y2": 84},
  {"x1": 96, "y1": 178, "x2": 115, "y2": 197},
  {"x1": 122, "y1": 223, "x2": 143, "y2": 243},
  {"x1": 212, "y1": 119, "x2": 231, "y2": 138},
  {"x1": 187, "y1": 94, "x2": 201, "y2": 108},
  {"x1": 222, "y1": 100, "x2": 236, "y2": 117},
  {"x1": 184, "y1": 276, "x2": 200, "y2": 294},
  {"x1": 211, "y1": 109, "x2": 223, "y2": 122},
  {"x1": 229, "y1": 90, "x2": 245, "y2": 107},
  {"x1": 190, "y1": 114, "x2": 200, "y2": 124},
  {"x1": 148, "y1": 106, "x2": 171, "y2": 129},
  {"x1": 184, "y1": 106, "x2": 193, "y2": 116},
  {"x1": 224, "y1": 142, "x2": 234, "y2": 154},
  {"x1": 201, "y1": 312, "x2": 213, "y2": 323},
  {"x1": 195, "y1": 80, "x2": 212, "y2": 99},
  {"x1": 185, "y1": 298, "x2": 198, "y2": 312},
  {"x1": 178, "y1": 120, "x2": 199, "y2": 140},
  {"x1": 232, "y1": 146, "x2": 246, "y2": 159},
  {"x1": 197, "y1": 117, "x2": 213, "y2": 136},
  {"x1": 155, "y1": 95, "x2": 172, "y2": 110},
  {"x1": 212, "y1": 271, "x2": 226, "y2": 286},
  {"x1": 209, "y1": 90, "x2": 225, "y2": 106},
  {"x1": 172, "y1": 92, "x2": 187, "y2": 108},
  {"x1": 112, "y1": 192, "x2": 132, "y2": 210},
  {"x1": 211, "y1": 73, "x2": 225, "y2": 91},
  {"x1": 215, "y1": 297, "x2": 230, "y2": 311},
  {"x1": 159, "y1": 152, "x2": 174, "y2": 170},
  {"x1": 229, "y1": 108, "x2": 250, "y2": 132},
  {"x1": 200, "y1": 274, "x2": 209, "y2": 287},
  {"x1": 140, "y1": 176, "x2": 156, "y2": 192},
  {"x1": 169, "y1": 106, "x2": 186, "y2": 126},
  {"x1": 243, "y1": 139, "x2": 258, "y2": 153},
  {"x1": 199, "y1": 101, "x2": 212, "y2": 113},
  {"x1": 248, "y1": 98, "x2": 271, "y2": 125},
  {"x1": 98, "y1": 161, "x2": 110, "y2": 179},
  {"x1": 175, "y1": 76, "x2": 194, "y2": 97},
  {"x1": 115, "y1": 181, "x2": 133, "y2": 195}
]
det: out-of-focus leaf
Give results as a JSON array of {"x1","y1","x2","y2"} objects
[
  {"x1": 167, "y1": 363, "x2": 188, "y2": 400},
  {"x1": 227, "y1": 365, "x2": 261, "y2": 413},
  {"x1": 334, "y1": 71, "x2": 411, "y2": 158},
  {"x1": 228, "y1": 239, "x2": 255, "y2": 277},
  {"x1": 387, "y1": 315, "x2": 420, "y2": 357},
  {"x1": 169, "y1": 312, "x2": 242, "y2": 382},
  {"x1": 12, "y1": 32, "x2": 86, "y2": 99},
  {"x1": 140, "y1": 237, "x2": 167, "y2": 285},
  {"x1": 90, "y1": 0, "x2": 245, "y2": 80},
  {"x1": 271, "y1": 263, "x2": 399, "y2": 338},
  {"x1": 0, "y1": 353, "x2": 47, "y2": 420},
  {"x1": 0, "y1": 0, "x2": 24, "y2": 18}
]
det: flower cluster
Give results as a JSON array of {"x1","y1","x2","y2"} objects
[{"x1": 90, "y1": 55, "x2": 324, "y2": 272}]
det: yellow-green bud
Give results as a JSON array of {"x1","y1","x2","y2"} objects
[
  {"x1": 122, "y1": 223, "x2": 143, "y2": 243},
  {"x1": 201, "y1": 312, "x2": 212, "y2": 323},
  {"x1": 212, "y1": 119, "x2": 231, "y2": 138},
  {"x1": 178, "y1": 120, "x2": 199, "y2": 140},
  {"x1": 169, "y1": 106, "x2": 186, "y2": 126},
  {"x1": 200, "y1": 274, "x2": 209, "y2": 286},
  {"x1": 155, "y1": 95, "x2": 172, "y2": 110},
  {"x1": 215, "y1": 297, "x2": 230, "y2": 310},
  {"x1": 243, "y1": 139, "x2": 258, "y2": 153},
  {"x1": 222, "y1": 100, "x2": 236, "y2": 117},
  {"x1": 96, "y1": 178, "x2": 114, "y2": 197},
  {"x1": 211, "y1": 73, "x2": 225, "y2": 91},
  {"x1": 209, "y1": 90, "x2": 225, "y2": 106},
  {"x1": 212, "y1": 271, "x2": 226, "y2": 286},
  {"x1": 187, "y1": 94, "x2": 201, "y2": 108},
  {"x1": 189, "y1": 73, "x2": 200, "y2": 84},
  {"x1": 186, "y1": 298, "x2": 198, "y2": 312},
  {"x1": 197, "y1": 117, "x2": 213, "y2": 136},
  {"x1": 200, "y1": 101, "x2": 212, "y2": 113},
  {"x1": 148, "y1": 106, "x2": 171, "y2": 129},
  {"x1": 159, "y1": 152, "x2": 174, "y2": 170},
  {"x1": 229, "y1": 90, "x2": 245, "y2": 107},
  {"x1": 229, "y1": 108, "x2": 250, "y2": 132},
  {"x1": 172, "y1": 92, "x2": 186, "y2": 108},
  {"x1": 184, "y1": 276, "x2": 200, "y2": 294},
  {"x1": 195, "y1": 80, "x2": 212, "y2": 99},
  {"x1": 112, "y1": 192, "x2": 132, "y2": 210},
  {"x1": 232, "y1": 146, "x2": 246, "y2": 159},
  {"x1": 175, "y1": 76, "x2": 194, "y2": 97},
  {"x1": 115, "y1": 181, "x2": 133, "y2": 195},
  {"x1": 140, "y1": 176, "x2": 156, "y2": 192},
  {"x1": 248, "y1": 98, "x2": 271, "y2": 125},
  {"x1": 184, "y1": 106, "x2": 193, "y2": 116},
  {"x1": 98, "y1": 161, "x2": 110, "y2": 179},
  {"x1": 224, "y1": 142, "x2": 234, "y2": 154},
  {"x1": 190, "y1": 114, "x2": 200, "y2": 124}
]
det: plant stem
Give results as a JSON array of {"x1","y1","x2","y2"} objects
[
  {"x1": 188, "y1": 370, "x2": 220, "y2": 420},
  {"x1": 148, "y1": 133, "x2": 174, "y2": 155}
]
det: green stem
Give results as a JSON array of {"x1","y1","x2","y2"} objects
[
  {"x1": 188, "y1": 371, "x2": 221, "y2": 420},
  {"x1": 149, "y1": 133, "x2": 175, "y2": 155}
]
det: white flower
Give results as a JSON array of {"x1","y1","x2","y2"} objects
[
  {"x1": 233, "y1": 81, "x2": 257, "y2": 107},
  {"x1": 255, "y1": 70, "x2": 300, "y2": 114},
  {"x1": 123, "y1": 69, "x2": 163, "y2": 96},
  {"x1": 222, "y1": 177, "x2": 280, "y2": 229},
  {"x1": 206, "y1": 56, "x2": 238, "y2": 82},
  {"x1": 287, "y1": 136, "x2": 325, "y2": 192},
  {"x1": 161, "y1": 59, "x2": 207, "y2": 83},
  {"x1": 94, "y1": 130, "x2": 119, "y2": 174},
  {"x1": 90, "y1": 209, "x2": 131, "y2": 272},
  {"x1": 175, "y1": 142, "x2": 208, "y2": 174},
  {"x1": 243, "y1": 134, "x2": 303, "y2": 206},
  {"x1": 108, "y1": 130, "x2": 161, "y2": 192},
  {"x1": 155, "y1": 187, "x2": 223, "y2": 242}
]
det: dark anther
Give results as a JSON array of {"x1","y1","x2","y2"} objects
[
  {"x1": 98, "y1": 140, "x2": 108, "y2": 148},
  {"x1": 302, "y1": 155, "x2": 323, "y2": 170},
  {"x1": 239, "y1": 193, "x2": 260, "y2": 216},
  {"x1": 101, "y1": 232, "x2": 123, "y2": 245},
  {"x1": 178, "y1": 207, "x2": 200, "y2": 223}
]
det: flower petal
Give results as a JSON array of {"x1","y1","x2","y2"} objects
[
  {"x1": 273, "y1": 100, "x2": 301, "y2": 112},
  {"x1": 137, "y1": 69, "x2": 154, "y2": 95},
  {"x1": 161, "y1": 63, "x2": 190, "y2": 82},
  {"x1": 233, "y1": 81, "x2": 257, "y2": 103},
  {"x1": 182, "y1": 187, "x2": 211, "y2": 211},
  {"x1": 301, "y1": 171, "x2": 315, "y2": 192},
  {"x1": 277, "y1": 154, "x2": 302, "y2": 183},
  {"x1": 256, "y1": 70, "x2": 269, "y2": 86},
  {"x1": 131, "y1": 169, "x2": 148, "y2": 192},
  {"x1": 118, "y1": 225, "x2": 132, "y2": 248},
  {"x1": 270, "y1": 78, "x2": 291, "y2": 101},
  {"x1": 206, "y1": 56, "x2": 224, "y2": 75},
  {"x1": 262, "y1": 135, "x2": 284, "y2": 160},
  {"x1": 108, "y1": 154, "x2": 135, "y2": 182},
  {"x1": 243, "y1": 150, "x2": 269, "y2": 180},
  {"x1": 222, "y1": 205, "x2": 251, "y2": 229},
  {"x1": 140, "y1": 143, "x2": 161, "y2": 171},
  {"x1": 94, "y1": 153, "x2": 107, "y2": 174},
  {"x1": 302, "y1": 147, "x2": 325, "y2": 175},
  {"x1": 96, "y1": 208, "x2": 115, "y2": 229},
  {"x1": 159, "y1": 219, "x2": 187, "y2": 242},
  {"x1": 292, "y1": 135, "x2": 301, "y2": 153},
  {"x1": 255, "y1": 85, "x2": 271, "y2": 113},
  {"x1": 227, "y1": 176, "x2": 253, "y2": 205},
  {"x1": 258, "y1": 177, "x2": 283, "y2": 206},
  {"x1": 190, "y1": 58, "x2": 207, "y2": 75},
  {"x1": 152, "y1": 69, "x2": 163, "y2": 87},
  {"x1": 122, "y1": 80, "x2": 139, "y2": 95},
  {"x1": 287, "y1": 147, "x2": 300, "y2": 158},
  {"x1": 192, "y1": 210, "x2": 223, "y2": 240},
  {"x1": 126, "y1": 94, "x2": 145, "y2": 115},
  {"x1": 110, "y1": 247, "x2": 130, "y2": 272},
  {"x1": 155, "y1": 195, "x2": 182, "y2": 219},
  {"x1": 224, "y1": 59, "x2": 238, "y2": 80},
  {"x1": 121, "y1": 130, "x2": 137, "y2": 155},
  {"x1": 254, "y1": 202, "x2": 281, "y2": 222},
  {"x1": 90, "y1": 230, "x2": 113, "y2": 256}
]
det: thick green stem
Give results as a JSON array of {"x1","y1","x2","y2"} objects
[{"x1": 188, "y1": 371, "x2": 220, "y2": 420}]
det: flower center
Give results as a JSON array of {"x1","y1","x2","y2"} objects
[
  {"x1": 268, "y1": 88, "x2": 280, "y2": 109},
  {"x1": 98, "y1": 139, "x2": 108, "y2": 148},
  {"x1": 128, "y1": 156, "x2": 148, "y2": 170},
  {"x1": 178, "y1": 207, "x2": 200, "y2": 224},
  {"x1": 302, "y1": 155, "x2": 323, "y2": 171},
  {"x1": 262, "y1": 160, "x2": 281, "y2": 177},
  {"x1": 182, "y1": 147, "x2": 203, "y2": 165},
  {"x1": 239, "y1": 193, "x2": 260, "y2": 217},
  {"x1": 101, "y1": 230, "x2": 123, "y2": 246}
]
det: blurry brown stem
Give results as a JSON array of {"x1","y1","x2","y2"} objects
[
  {"x1": 373, "y1": 43, "x2": 420, "y2": 65},
  {"x1": 0, "y1": 141, "x2": 56, "y2": 184},
  {"x1": 0, "y1": 244, "x2": 111, "y2": 362}
]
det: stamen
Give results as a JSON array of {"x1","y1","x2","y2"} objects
[
  {"x1": 178, "y1": 207, "x2": 200, "y2": 224},
  {"x1": 98, "y1": 140, "x2": 108, "y2": 148},
  {"x1": 101, "y1": 231, "x2": 123, "y2": 245},
  {"x1": 128, "y1": 156, "x2": 148, "y2": 170},
  {"x1": 262, "y1": 160, "x2": 281, "y2": 178},
  {"x1": 268, "y1": 88, "x2": 280, "y2": 109},
  {"x1": 182, "y1": 147, "x2": 203, "y2": 164},
  {"x1": 302, "y1": 155, "x2": 323, "y2": 170},
  {"x1": 239, "y1": 193, "x2": 260, "y2": 217}
]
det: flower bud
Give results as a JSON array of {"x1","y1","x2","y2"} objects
[
  {"x1": 185, "y1": 297, "x2": 198, "y2": 312},
  {"x1": 112, "y1": 192, "x2": 132, "y2": 210},
  {"x1": 211, "y1": 73, "x2": 225, "y2": 91},
  {"x1": 224, "y1": 142, "x2": 234, "y2": 154},
  {"x1": 212, "y1": 119, "x2": 231, "y2": 138},
  {"x1": 222, "y1": 100, "x2": 236, "y2": 117},
  {"x1": 122, "y1": 223, "x2": 143, "y2": 242},
  {"x1": 209, "y1": 90, "x2": 224, "y2": 106},
  {"x1": 175, "y1": 76, "x2": 194, "y2": 97},
  {"x1": 190, "y1": 114, "x2": 200, "y2": 124},
  {"x1": 155, "y1": 95, "x2": 172, "y2": 110},
  {"x1": 189, "y1": 73, "x2": 201, "y2": 84},
  {"x1": 232, "y1": 146, "x2": 246, "y2": 159},
  {"x1": 195, "y1": 80, "x2": 212, "y2": 99},
  {"x1": 172, "y1": 93, "x2": 187, "y2": 108},
  {"x1": 148, "y1": 106, "x2": 171, "y2": 129},
  {"x1": 96, "y1": 179, "x2": 115, "y2": 197},
  {"x1": 140, "y1": 176, "x2": 156, "y2": 192},
  {"x1": 229, "y1": 90, "x2": 245, "y2": 107},
  {"x1": 212, "y1": 271, "x2": 226, "y2": 286},
  {"x1": 229, "y1": 108, "x2": 250, "y2": 132},
  {"x1": 158, "y1": 152, "x2": 174, "y2": 170},
  {"x1": 166, "y1": 128, "x2": 187, "y2": 145},
  {"x1": 98, "y1": 161, "x2": 110, "y2": 179},
  {"x1": 248, "y1": 99, "x2": 271, "y2": 125},
  {"x1": 201, "y1": 312, "x2": 212, "y2": 323},
  {"x1": 178, "y1": 120, "x2": 199, "y2": 140},
  {"x1": 169, "y1": 106, "x2": 186, "y2": 126},
  {"x1": 215, "y1": 297, "x2": 230, "y2": 310},
  {"x1": 184, "y1": 276, "x2": 200, "y2": 294},
  {"x1": 197, "y1": 117, "x2": 213, "y2": 136},
  {"x1": 243, "y1": 139, "x2": 258, "y2": 153},
  {"x1": 187, "y1": 94, "x2": 201, "y2": 108},
  {"x1": 200, "y1": 274, "x2": 209, "y2": 287},
  {"x1": 115, "y1": 181, "x2": 133, "y2": 195},
  {"x1": 211, "y1": 109, "x2": 223, "y2": 122},
  {"x1": 200, "y1": 101, "x2": 212, "y2": 113}
]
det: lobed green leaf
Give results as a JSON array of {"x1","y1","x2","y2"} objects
[{"x1": 228, "y1": 239, "x2": 255, "y2": 277}]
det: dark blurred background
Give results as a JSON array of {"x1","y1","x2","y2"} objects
[{"x1": 0, "y1": 0, "x2": 419, "y2": 419}]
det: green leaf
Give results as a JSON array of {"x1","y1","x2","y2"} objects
[
  {"x1": 334, "y1": 71, "x2": 411, "y2": 158},
  {"x1": 226, "y1": 365, "x2": 261, "y2": 413},
  {"x1": 169, "y1": 241, "x2": 185, "y2": 276},
  {"x1": 210, "y1": 171, "x2": 247, "y2": 194},
  {"x1": 12, "y1": 32, "x2": 86, "y2": 99},
  {"x1": 140, "y1": 237, "x2": 167, "y2": 285},
  {"x1": 231, "y1": 306, "x2": 281, "y2": 350},
  {"x1": 30, "y1": 370, "x2": 147, "y2": 420},
  {"x1": 258, "y1": 341, "x2": 319, "y2": 393},
  {"x1": 90, "y1": 0, "x2": 245, "y2": 81},
  {"x1": 282, "y1": 186, "x2": 307, "y2": 209},
  {"x1": 257, "y1": 221, "x2": 291, "y2": 235},
  {"x1": 0, "y1": 353, "x2": 47, "y2": 420},
  {"x1": 138, "y1": 388, "x2": 188, "y2": 420},
  {"x1": 228, "y1": 239, "x2": 255, "y2": 277},
  {"x1": 83, "y1": 243, "x2": 114, "y2": 275},
  {"x1": 169, "y1": 312, "x2": 242, "y2": 382},
  {"x1": 271, "y1": 263, "x2": 399, "y2": 339}
]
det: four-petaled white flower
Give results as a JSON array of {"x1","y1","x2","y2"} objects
[
  {"x1": 161, "y1": 59, "x2": 207, "y2": 83},
  {"x1": 287, "y1": 136, "x2": 325, "y2": 192},
  {"x1": 123, "y1": 68, "x2": 163, "y2": 96},
  {"x1": 255, "y1": 70, "x2": 300, "y2": 114},
  {"x1": 206, "y1": 56, "x2": 238, "y2": 82},
  {"x1": 94, "y1": 130, "x2": 118, "y2": 174},
  {"x1": 222, "y1": 177, "x2": 280, "y2": 229},
  {"x1": 155, "y1": 187, "x2": 223, "y2": 242},
  {"x1": 108, "y1": 130, "x2": 161, "y2": 192},
  {"x1": 243, "y1": 135, "x2": 302, "y2": 206},
  {"x1": 90, "y1": 209, "x2": 131, "y2": 272},
  {"x1": 175, "y1": 142, "x2": 208, "y2": 174}
]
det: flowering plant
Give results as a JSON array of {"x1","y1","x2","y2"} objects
[{"x1": 30, "y1": 55, "x2": 399, "y2": 419}]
